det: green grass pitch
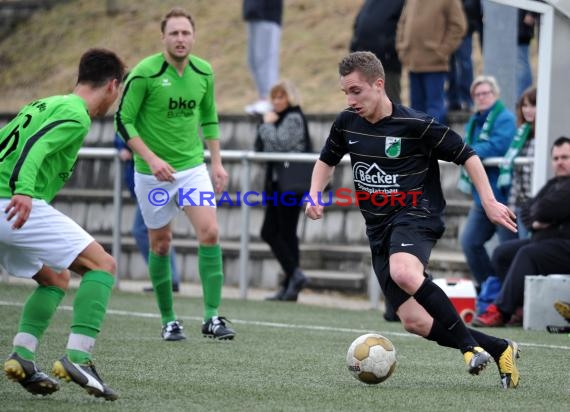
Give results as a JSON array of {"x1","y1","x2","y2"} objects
[{"x1": 1, "y1": 283, "x2": 569, "y2": 411}]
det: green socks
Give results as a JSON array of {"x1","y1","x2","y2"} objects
[
  {"x1": 199, "y1": 244, "x2": 224, "y2": 321},
  {"x1": 13, "y1": 272, "x2": 114, "y2": 364},
  {"x1": 14, "y1": 285, "x2": 65, "y2": 361},
  {"x1": 148, "y1": 245, "x2": 224, "y2": 324},
  {"x1": 149, "y1": 251, "x2": 176, "y2": 325},
  {"x1": 67, "y1": 270, "x2": 114, "y2": 363}
]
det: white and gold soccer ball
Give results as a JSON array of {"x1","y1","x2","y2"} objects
[{"x1": 346, "y1": 333, "x2": 397, "y2": 384}]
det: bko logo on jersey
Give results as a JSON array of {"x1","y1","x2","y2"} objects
[
  {"x1": 353, "y1": 162, "x2": 400, "y2": 193},
  {"x1": 169, "y1": 97, "x2": 196, "y2": 110},
  {"x1": 167, "y1": 97, "x2": 197, "y2": 118}
]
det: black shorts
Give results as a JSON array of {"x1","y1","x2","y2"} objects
[{"x1": 369, "y1": 219, "x2": 444, "y2": 311}]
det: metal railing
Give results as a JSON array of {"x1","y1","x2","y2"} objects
[{"x1": 1, "y1": 148, "x2": 533, "y2": 305}]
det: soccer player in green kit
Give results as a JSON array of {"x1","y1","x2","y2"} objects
[
  {"x1": 1, "y1": 48, "x2": 125, "y2": 400},
  {"x1": 115, "y1": 7, "x2": 235, "y2": 340}
]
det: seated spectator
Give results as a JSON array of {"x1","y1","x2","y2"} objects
[
  {"x1": 472, "y1": 136, "x2": 570, "y2": 327},
  {"x1": 498, "y1": 87, "x2": 537, "y2": 239},
  {"x1": 458, "y1": 76, "x2": 517, "y2": 290},
  {"x1": 476, "y1": 87, "x2": 537, "y2": 314}
]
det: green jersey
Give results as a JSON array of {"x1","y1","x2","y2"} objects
[
  {"x1": 0, "y1": 94, "x2": 90, "y2": 202},
  {"x1": 115, "y1": 53, "x2": 220, "y2": 174}
]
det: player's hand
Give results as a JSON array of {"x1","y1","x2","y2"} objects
[
  {"x1": 5, "y1": 194, "x2": 32, "y2": 230},
  {"x1": 305, "y1": 202, "x2": 324, "y2": 220},
  {"x1": 482, "y1": 199, "x2": 517, "y2": 233},
  {"x1": 149, "y1": 156, "x2": 176, "y2": 182},
  {"x1": 211, "y1": 163, "x2": 229, "y2": 193}
]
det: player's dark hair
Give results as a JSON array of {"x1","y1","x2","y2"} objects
[
  {"x1": 77, "y1": 48, "x2": 126, "y2": 87},
  {"x1": 161, "y1": 7, "x2": 195, "y2": 33},
  {"x1": 338, "y1": 51, "x2": 385, "y2": 85}
]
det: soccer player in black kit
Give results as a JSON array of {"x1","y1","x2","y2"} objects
[{"x1": 305, "y1": 51, "x2": 520, "y2": 389}]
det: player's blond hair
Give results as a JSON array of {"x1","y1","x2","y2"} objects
[{"x1": 161, "y1": 7, "x2": 195, "y2": 33}]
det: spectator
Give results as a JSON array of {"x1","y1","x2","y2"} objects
[
  {"x1": 459, "y1": 75, "x2": 517, "y2": 289},
  {"x1": 350, "y1": 0, "x2": 405, "y2": 104},
  {"x1": 517, "y1": 9, "x2": 538, "y2": 99},
  {"x1": 243, "y1": 0, "x2": 283, "y2": 115},
  {"x1": 396, "y1": 0, "x2": 466, "y2": 122},
  {"x1": 473, "y1": 136, "x2": 570, "y2": 327},
  {"x1": 113, "y1": 134, "x2": 181, "y2": 292},
  {"x1": 498, "y1": 86, "x2": 537, "y2": 238},
  {"x1": 448, "y1": 0, "x2": 483, "y2": 112},
  {"x1": 475, "y1": 87, "x2": 537, "y2": 314},
  {"x1": 255, "y1": 80, "x2": 311, "y2": 301}
]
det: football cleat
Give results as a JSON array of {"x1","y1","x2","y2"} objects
[
  {"x1": 202, "y1": 316, "x2": 236, "y2": 340},
  {"x1": 554, "y1": 300, "x2": 570, "y2": 322},
  {"x1": 546, "y1": 325, "x2": 570, "y2": 333},
  {"x1": 463, "y1": 346, "x2": 492, "y2": 375},
  {"x1": 161, "y1": 320, "x2": 187, "y2": 341},
  {"x1": 52, "y1": 356, "x2": 118, "y2": 401},
  {"x1": 4, "y1": 353, "x2": 59, "y2": 396},
  {"x1": 496, "y1": 340, "x2": 520, "y2": 389}
]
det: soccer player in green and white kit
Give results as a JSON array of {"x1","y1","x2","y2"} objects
[
  {"x1": 115, "y1": 7, "x2": 235, "y2": 341},
  {"x1": 1, "y1": 49, "x2": 125, "y2": 400}
]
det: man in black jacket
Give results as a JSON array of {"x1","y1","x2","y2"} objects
[
  {"x1": 473, "y1": 136, "x2": 570, "y2": 327},
  {"x1": 350, "y1": 0, "x2": 405, "y2": 104}
]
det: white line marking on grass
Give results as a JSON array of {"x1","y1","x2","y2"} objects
[{"x1": 2, "y1": 300, "x2": 569, "y2": 351}]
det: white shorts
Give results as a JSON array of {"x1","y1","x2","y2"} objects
[
  {"x1": 0, "y1": 199, "x2": 94, "y2": 278},
  {"x1": 134, "y1": 164, "x2": 216, "y2": 229}
]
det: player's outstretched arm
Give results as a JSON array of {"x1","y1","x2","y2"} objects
[
  {"x1": 463, "y1": 155, "x2": 517, "y2": 233},
  {"x1": 306, "y1": 160, "x2": 335, "y2": 220}
]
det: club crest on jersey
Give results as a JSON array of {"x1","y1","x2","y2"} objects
[{"x1": 385, "y1": 137, "x2": 401, "y2": 158}]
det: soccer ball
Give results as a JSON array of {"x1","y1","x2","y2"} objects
[{"x1": 346, "y1": 333, "x2": 397, "y2": 384}]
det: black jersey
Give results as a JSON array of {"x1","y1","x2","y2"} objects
[{"x1": 320, "y1": 104, "x2": 475, "y2": 230}]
